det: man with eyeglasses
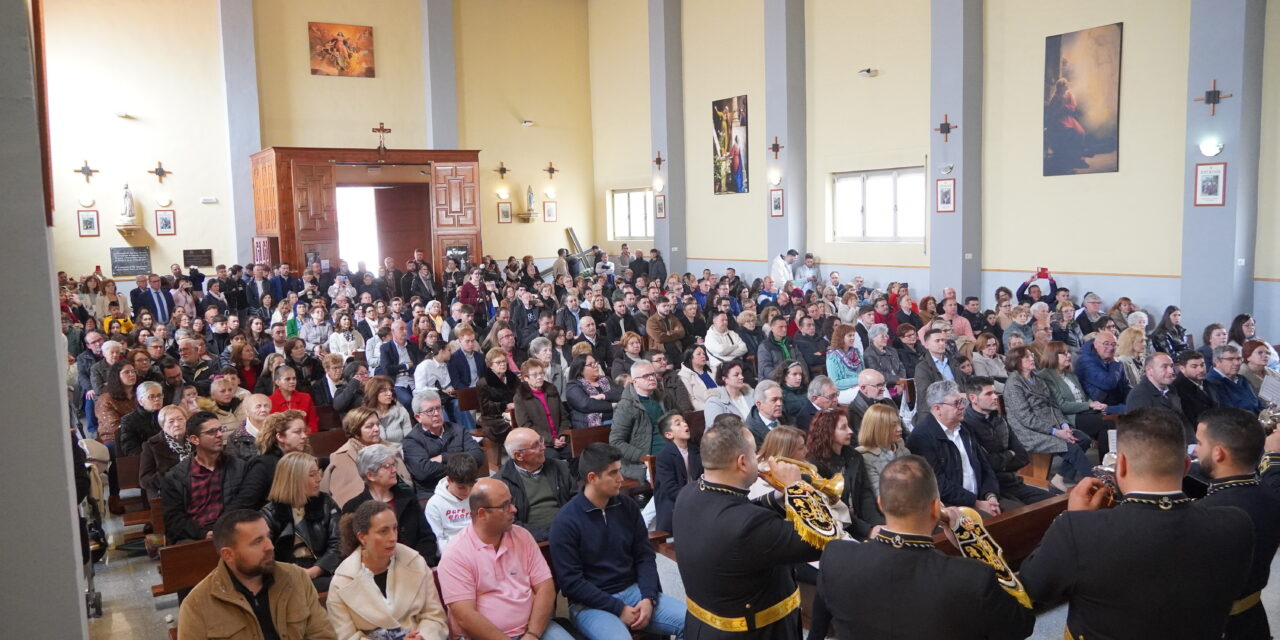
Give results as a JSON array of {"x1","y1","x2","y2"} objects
[
  {"x1": 497, "y1": 428, "x2": 575, "y2": 542},
  {"x1": 846, "y1": 369, "x2": 899, "y2": 441},
  {"x1": 402, "y1": 389, "x2": 485, "y2": 499},
  {"x1": 162, "y1": 410, "x2": 249, "y2": 543},
  {"x1": 1207, "y1": 344, "x2": 1265, "y2": 413},
  {"x1": 905, "y1": 380, "x2": 1002, "y2": 517},
  {"x1": 76, "y1": 331, "x2": 106, "y2": 435},
  {"x1": 794, "y1": 376, "x2": 838, "y2": 432},
  {"x1": 1076, "y1": 332, "x2": 1131, "y2": 413},
  {"x1": 611, "y1": 360, "x2": 677, "y2": 482},
  {"x1": 438, "y1": 477, "x2": 574, "y2": 640}
]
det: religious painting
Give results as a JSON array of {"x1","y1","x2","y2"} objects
[
  {"x1": 497, "y1": 201, "x2": 513, "y2": 224},
  {"x1": 936, "y1": 179, "x2": 955, "y2": 213},
  {"x1": 712, "y1": 95, "x2": 749, "y2": 194},
  {"x1": 543, "y1": 201, "x2": 558, "y2": 223},
  {"x1": 309, "y1": 22, "x2": 375, "y2": 78},
  {"x1": 769, "y1": 189, "x2": 784, "y2": 218},
  {"x1": 1194, "y1": 163, "x2": 1226, "y2": 207},
  {"x1": 1043, "y1": 23, "x2": 1122, "y2": 176},
  {"x1": 77, "y1": 210, "x2": 99, "y2": 237},
  {"x1": 654, "y1": 195, "x2": 666, "y2": 219},
  {"x1": 155, "y1": 209, "x2": 176, "y2": 236}
]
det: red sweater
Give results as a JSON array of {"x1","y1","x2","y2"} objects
[{"x1": 269, "y1": 389, "x2": 319, "y2": 432}]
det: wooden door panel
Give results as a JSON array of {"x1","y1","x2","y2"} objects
[
  {"x1": 375, "y1": 185, "x2": 431, "y2": 269},
  {"x1": 292, "y1": 162, "x2": 336, "y2": 233},
  {"x1": 432, "y1": 163, "x2": 478, "y2": 228}
]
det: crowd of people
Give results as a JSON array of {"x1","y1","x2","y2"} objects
[{"x1": 60, "y1": 245, "x2": 1280, "y2": 639}]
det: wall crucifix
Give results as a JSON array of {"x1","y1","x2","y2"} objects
[
  {"x1": 653, "y1": 151, "x2": 665, "y2": 170},
  {"x1": 769, "y1": 136, "x2": 785, "y2": 159},
  {"x1": 543, "y1": 162, "x2": 559, "y2": 179},
  {"x1": 148, "y1": 162, "x2": 172, "y2": 183},
  {"x1": 934, "y1": 114, "x2": 958, "y2": 142},
  {"x1": 1192, "y1": 79, "x2": 1233, "y2": 116},
  {"x1": 371, "y1": 122, "x2": 392, "y2": 152},
  {"x1": 74, "y1": 160, "x2": 99, "y2": 183},
  {"x1": 494, "y1": 162, "x2": 510, "y2": 179}
]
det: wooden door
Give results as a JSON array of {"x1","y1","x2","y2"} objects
[
  {"x1": 292, "y1": 163, "x2": 337, "y2": 233},
  {"x1": 375, "y1": 185, "x2": 432, "y2": 268},
  {"x1": 431, "y1": 164, "x2": 477, "y2": 228}
]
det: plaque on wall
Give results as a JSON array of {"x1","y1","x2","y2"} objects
[
  {"x1": 110, "y1": 246, "x2": 152, "y2": 276},
  {"x1": 445, "y1": 245, "x2": 470, "y2": 271},
  {"x1": 183, "y1": 249, "x2": 214, "y2": 268}
]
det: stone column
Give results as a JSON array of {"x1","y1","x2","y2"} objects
[
  {"x1": 763, "y1": 0, "x2": 807, "y2": 259},
  {"x1": 218, "y1": 0, "x2": 263, "y2": 264},
  {"x1": 649, "y1": 0, "x2": 686, "y2": 273},
  {"x1": 422, "y1": 0, "x2": 460, "y2": 149}
]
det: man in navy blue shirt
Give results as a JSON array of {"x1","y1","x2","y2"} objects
[{"x1": 548, "y1": 443, "x2": 686, "y2": 640}]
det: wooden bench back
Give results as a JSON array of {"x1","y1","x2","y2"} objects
[
  {"x1": 151, "y1": 539, "x2": 218, "y2": 597},
  {"x1": 310, "y1": 429, "x2": 348, "y2": 460},
  {"x1": 116, "y1": 455, "x2": 142, "y2": 492},
  {"x1": 567, "y1": 425, "x2": 611, "y2": 458},
  {"x1": 931, "y1": 494, "x2": 1068, "y2": 567},
  {"x1": 457, "y1": 387, "x2": 479, "y2": 412},
  {"x1": 315, "y1": 405, "x2": 342, "y2": 431}
]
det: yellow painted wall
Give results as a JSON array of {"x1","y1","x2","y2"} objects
[
  {"x1": 983, "y1": 0, "x2": 1190, "y2": 276},
  {"x1": 254, "y1": 0, "x2": 427, "y2": 148},
  {"x1": 682, "y1": 0, "x2": 766, "y2": 262},
  {"x1": 46, "y1": 0, "x2": 236, "y2": 280},
  {"x1": 456, "y1": 0, "x2": 596, "y2": 261},
  {"x1": 1257, "y1": 1, "x2": 1280, "y2": 280},
  {"x1": 805, "y1": 0, "x2": 930, "y2": 269},
  {"x1": 588, "y1": 0, "x2": 651, "y2": 255}
]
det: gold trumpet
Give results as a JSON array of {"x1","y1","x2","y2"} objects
[{"x1": 759, "y1": 457, "x2": 846, "y2": 502}]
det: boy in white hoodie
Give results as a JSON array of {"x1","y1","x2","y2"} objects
[{"x1": 424, "y1": 452, "x2": 478, "y2": 553}]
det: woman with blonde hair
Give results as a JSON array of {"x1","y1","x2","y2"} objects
[
  {"x1": 321, "y1": 406, "x2": 410, "y2": 508},
  {"x1": 261, "y1": 451, "x2": 342, "y2": 590},
  {"x1": 1002, "y1": 304, "x2": 1034, "y2": 350},
  {"x1": 611, "y1": 330, "x2": 647, "y2": 379},
  {"x1": 327, "y1": 500, "x2": 448, "y2": 640},
  {"x1": 1108, "y1": 297, "x2": 1136, "y2": 333},
  {"x1": 1116, "y1": 327, "x2": 1148, "y2": 388},
  {"x1": 856, "y1": 403, "x2": 907, "y2": 497},
  {"x1": 748, "y1": 425, "x2": 809, "y2": 499}
]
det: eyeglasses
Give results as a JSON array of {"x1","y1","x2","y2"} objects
[
  {"x1": 1218, "y1": 356, "x2": 1243, "y2": 362},
  {"x1": 934, "y1": 398, "x2": 969, "y2": 409},
  {"x1": 377, "y1": 461, "x2": 398, "y2": 472},
  {"x1": 635, "y1": 373, "x2": 659, "y2": 380},
  {"x1": 479, "y1": 500, "x2": 514, "y2": 511},
  {"x1": 417, "y1": 406, "x2": 443, "y2": 414}
]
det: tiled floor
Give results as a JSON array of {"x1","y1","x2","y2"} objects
[{"x1": 86, "y1": 508, "x2": 1280, "y2": 640}]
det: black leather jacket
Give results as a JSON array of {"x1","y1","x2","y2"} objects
[{"x1": 261, "y1": 494, "x2": 344, "y2": 575}]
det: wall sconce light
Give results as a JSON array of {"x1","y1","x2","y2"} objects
[
  {"x1": 768, "y1": 168, "x2": 782, "y2": 186},
  {"x1": 652, "y1": 176, "x2": 665, "y2": 193},
  {"x1": 939, "y1": 163, "x2": 955, "y2": 175},
  {"x1": 496, "y1": 188, "x2": 510, "y2": 200},
  {"x1": 1198, "y1": 139, "x2": 1224, "y2": 157},
  {"x1": 856, "y1": 68, "x2": 879, "y2": 78},
  {"x1": 544, "y1": 186, "x2": 557, "y2": 199},
  {"x1": 521, "y1": 120, "x2": 535, "y2": 127}
]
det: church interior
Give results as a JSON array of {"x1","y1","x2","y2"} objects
[{"x1": 5, "y1": 0, "x2": 1280, "y2": 638}]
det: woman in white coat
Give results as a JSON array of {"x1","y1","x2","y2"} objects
[
  {"x1": 327, "y1": 500, "x2": 448, "y2": 640},
  {"x1": 676, "y1": 344, "x2": 717, "y2": 411},
  {"x1": 704, "y1": 310, "x2": 747, "y2": 376}
]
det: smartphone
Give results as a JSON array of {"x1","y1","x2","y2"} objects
[{"x1": 1035, "y1": 267, "x2": 1049, "y2": 279}]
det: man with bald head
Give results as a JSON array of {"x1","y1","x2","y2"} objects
[
  {"x1": 497, "y1": 427, "x2": 575, "y2": 542},
  {"x1": 847, "y1": 369, "x2": 898, "y2": 441},
  {"x1": 437, "y1": 477, "x2": 573, "y2": 640}
]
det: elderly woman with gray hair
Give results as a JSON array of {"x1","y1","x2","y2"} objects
[
  {"x1": 341, "y1": 443, "x2": 441, "y2": 567},
  {"x1": 862, "y1": 323, "x2": 907, "y2": 389}
]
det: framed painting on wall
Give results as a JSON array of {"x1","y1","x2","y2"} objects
[
  {"x1": 543, "y1": 201, "x2": 558, "y2": 223},
  {"x1": 712, "y1": 94, "x2": 749, "y2": 194},
  {"x1": 155, "y1": 209, "x2": 176, "y2": 235},
  {"x1": 497, "y1": 201, "x2": 513, "y2": 223},
  {"x1": 769, "y1": 189, "x2": 784, "y2": 218},
  {"x1": 936, "y1": 179, "x2": 955, "y2": 213},
  {"x1": 654, "y1": 195, "x2": 666, "y2": 219},
  {"x1": 1043, "y1": 23, "x2": 1122, "y2": 176},
  {"x1": 77, "y1": 210, "x2": 99, "y2": 237},
  {"x1": 308, "y1": 22, "x2": 375, "y2": 77},
  {"x1": 1194, "y1": 163, "x2": 1226, "y2": 207}
]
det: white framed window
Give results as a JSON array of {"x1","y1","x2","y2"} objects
[
  {"x1": 831, "y1": 166, "x2": 925, "y2": 242},
  {"x1": 609, "y1": 188, "x2": 654, "y2": 241}
]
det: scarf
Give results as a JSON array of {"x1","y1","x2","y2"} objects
[
  {"x1": 579, "y1": 377, "x2": 613, "y2": 426},
  {"x1": 164, "y1": 433, "x2": 192, "y2": 460},
  {"x1": 836, "y1": 345, "x2": 862, "y2": 372},
  {"x1": 771, "y1": 335, "x2": 792, "y2": 360}
]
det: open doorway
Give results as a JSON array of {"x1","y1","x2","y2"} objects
[{"x1": 334, "y1": 164, "x2": 433, "y2": 272}]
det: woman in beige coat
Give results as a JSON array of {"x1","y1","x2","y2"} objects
[
  {"x1": 326, "y1": 500, "x2": 448, "y2": 640},
  {"x1": 321, "y1": 407, "x2": 410, "y2": 509}
]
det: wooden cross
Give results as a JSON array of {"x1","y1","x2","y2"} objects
[
  {"x1": 74, "y1": 160, "x2": 99, "y2": 183},
  {"x1": 653, "y1": 151, "x2": 665, "y2": 170},
  {"x1": 769, "y1": 136, "x2": 785, "y2": 159},
  {"x1": 493, "y1": 162, "x2": 510, "y2": 179},
  {"x1": 148, "y1": 162, "x2": 172, "y2": 183},
  {"x1": 371, "y1": 122, "x2": 392, "y2": 151},
  {"x1": 1193, "y1": 79, "x2": 1234, "y2": 116},
  {"x1": 543, "y1": 162, "x2": 559, "y2": 179},
  {"x1": 934, "y1": 114, "x2": 958, "y2": 142}
]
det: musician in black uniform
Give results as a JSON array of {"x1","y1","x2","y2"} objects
[
  {"x1": 1020, "y1": 408, "x2": 1254, "y2": 640},
  {"x1": 1195, "y1": 407, "x2": 1280, "y2": 640},
  {"x1": 672, "y1": 415, "x2": 822, "y2": 639},
  {"x1": 820, "y1": 455, "x2": 1034, "y2": 639}
]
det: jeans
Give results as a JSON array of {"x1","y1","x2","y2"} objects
[
  {"x1": 83, "y1": 395, "x2": 98, "y2": 438},
  {"x1": 392, "y1": 385, "x2": 414, "y2": 413},
  {"x1": 569, "y1": 583, "x2": 686, "y2": 640},
  {"x1": 1058, "y1": 429, "x2": 1094, "y2": 482}
]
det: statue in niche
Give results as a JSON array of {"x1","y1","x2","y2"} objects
[
  {"x1": 119, "y1": 183, "x2": 136, "y2": 225},
  {"x1": 526, "y1": 185, "x2": 535, "y2": 214}
]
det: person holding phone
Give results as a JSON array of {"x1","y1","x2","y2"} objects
[{"x1": 1016, "y1": 269, "x2": 1058, "y2": 306}]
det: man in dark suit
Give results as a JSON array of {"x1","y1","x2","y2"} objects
[
  {"x1": 821, "y1": 455, "x2": 1035, "y2": 640},
  {"x1": 905, "y1": 380, "x2": 1002, "y2": 516},
  {"x1": 446, "y1": 328, "x2": 488, "y2": 390},
  {"x1": 1171, "y1": 350, "x2": 1218, "y2": 428},
  {"x1": 744, "y1": 381, "x2": 786, "y2": 446},
  {"x1": 912, "y1": 328, "x2": 968, "y2": 427},
  {"x1": 375, "y1": 320, "x2": 422, "y2": 410},
  {"x1": 573, "y1": 316, "x2": 611, "y2": 370},
  {"x1": 268, "y1": 262, "x2": 303, "y2": 301},
  {"x1": 1125, "y1": 352, "x2": 1191, "y2": 442},
  {"x1": 1197, "y1": 407, "x2": 1280, "y2": 639},
  {"x1": 244, "y1": 264, "x2": 270, "y2": 314},
  {"x1": 845, "y1": 369, "x2": 898, "y2": 440},
  {"x1": 1019, "y1": 408, "x2": 1254, "y2": 640},
  {"x1": 380, "y1": 256, "x2": 403, "y2": 299},
  {"x1": 128, "y1": 274, "x2": 149, "y2": 319},
  {"x1": 793, "y1": 376, "x2": 838, "y2": 432},
  {"x1": 962, "y1": 377, "x2": 1054, "y2": 507},
  {"x1": 139, "y1": 273, "x2": 176, "y2": 325}
]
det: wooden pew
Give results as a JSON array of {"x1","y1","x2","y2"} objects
[
  {"x1": 566, "y1": 425, "x2": 647, "y2": 495},
  {"x1": 931, "y1": 494, "x2": 1068, "y2": 568},
  {"x1": 456, "y1": 387, "x2": 479, "y2": 413},
  {"x1": 151, "y1": 539, "x2": 219, "y2": 597},
  {"x1": 310, "y1": 428, "x2": 348, "y2": 462},
  {"x1": 315, "y1": 405, "x2": 342, "y2": 431},
  {"x1": 116, "y1": 455, "x2": 153, "y2": 525}
]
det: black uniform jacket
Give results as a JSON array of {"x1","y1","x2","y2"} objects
[
  {"x1": 1019, "y1": 492, "x2": 1253, "y2": 640},
  {"x1": 820, "y1": 530, "x2": 1034, "y2": 640},
  {"x1": 672, "y1": 479, "x2": 822, "y2": 640}
]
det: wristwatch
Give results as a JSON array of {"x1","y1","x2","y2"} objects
[{"x1": 647, "y1": 595, "x2": 660, "y2": 609}]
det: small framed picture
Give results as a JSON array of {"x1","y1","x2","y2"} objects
[
  {"x1": 497, "y1": 201, "x2": 513, "y2": 224},
  {"x1": 769, "y1": 189, "x2": 784, "y2": 218},
  {"x1": 1194, "y1": 163, "x2": 1226, "y2": 207},
  {"x1": 936, "y1": 179, "x2": 956, "y2": 213},
  {"x1": 654, "y1": 195, "x2": 666, "y2": 219},
  {"x1": 77, "y1": 210, "x2": 99, "y2": 237},
  {"x1": 155, "y1": 209, "x2": 177, "y2": 235},
  {"x1": 543, "y1": 200, "x2": 558, "y2": 222}
]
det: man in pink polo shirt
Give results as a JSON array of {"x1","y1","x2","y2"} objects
[{"x1": 437, "y1": 477, "x2": 572, "y2": 640}]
